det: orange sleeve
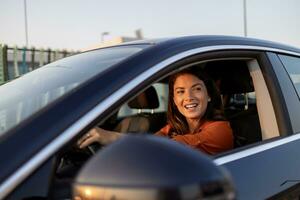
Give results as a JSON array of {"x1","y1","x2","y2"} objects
[
  {"x1": 154, "y1": 124, "x2": 171, "y2": 137},
  {"x1": 172, "y1": 121, "x2": 233, "y2": 155}
]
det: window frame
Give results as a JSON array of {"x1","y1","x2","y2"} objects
[
  {"x1": 247, "y1": 59, "x2": 280, "y2": 139},
  {"x1": 267, "y1": 52, "x2": 300, "y2": 134}
]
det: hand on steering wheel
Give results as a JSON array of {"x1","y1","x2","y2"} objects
[
  {"x1": 77, "y1": 128, "x2": 100, "y2": 149},
  {"x1": 77, "y1": 127, "x2": 123, "y2": 150}
]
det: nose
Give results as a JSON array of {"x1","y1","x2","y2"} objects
[{"x1": 184, "y1": 89, "x2": 194, "y2": 101}]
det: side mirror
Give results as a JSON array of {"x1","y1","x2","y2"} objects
[{"x1": 73, "y1": 135, "x2": 235, "y2": 200}]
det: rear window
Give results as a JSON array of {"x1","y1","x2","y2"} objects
[{"x1": 278, "y1": 54, "x2": 300, "y2": 99}]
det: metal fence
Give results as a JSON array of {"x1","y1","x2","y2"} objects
[{"x1": 0, "y1": 44, "x2": 77, "y2": 84}]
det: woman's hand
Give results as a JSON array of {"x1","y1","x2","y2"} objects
[{"x1": 77, "y1": 127, "x2": 122, "y2": 149}]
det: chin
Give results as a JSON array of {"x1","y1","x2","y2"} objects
[{"x1": 185, "y1": 114, "x2": 202, "y2": 120}]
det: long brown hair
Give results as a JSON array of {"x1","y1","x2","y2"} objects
[{"x1": 167, "y1": 67, "x2": 225, "y2": 135}]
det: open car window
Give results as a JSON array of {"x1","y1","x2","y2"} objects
[{"x1": 90, "y1": 58, "x2": 280, "y2": 151}]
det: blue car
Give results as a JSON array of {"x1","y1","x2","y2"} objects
[{"x1": 1, "y1": 35, "x2": 300, "y2": 200}]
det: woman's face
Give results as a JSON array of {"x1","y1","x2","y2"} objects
[{"x1": 173, "y1": 73, "x2": 210, "y2": 121}]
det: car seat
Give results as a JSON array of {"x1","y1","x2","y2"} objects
[
  {"x1": 205, "y1": 60, "x2": 262, "y2": 148},
  {"x1": 114, "y1": 86, "x2": 166, "y2": 134}
]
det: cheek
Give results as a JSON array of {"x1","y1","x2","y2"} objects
[
  {"x1": 202, "y1": 101, "x2": 208, "y2": 111},
  {"x1": 200, "y1": 91, "x2": 210, "y2": 102},
  {"x1": 199, "y1": 94, "x2": 209, "y2": 109},
  {"x1": 173, "y1": 97, "x2": 180, "y2": 108},
  {"x1": 173, "y1": 97, "x2": 185, "y2": 114}
]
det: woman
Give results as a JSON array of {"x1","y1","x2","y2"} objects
[{"x1": 78, "y1": 68, "x2": 233, "y2": 155}]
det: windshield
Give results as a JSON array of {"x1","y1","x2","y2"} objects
[{"x1": 0, "y1": 45, "x2": 148, "y2": 136}]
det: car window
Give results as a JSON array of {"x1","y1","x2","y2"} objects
[
  {"x1": 228, "y1": 92, "x2": 256, "y2": 110},
  {"x1": 278, "y1": 54, "x2": 300, "y2": 99},
  {"x1": 205, "y1": 59, "x2": 279, "y2": 147},
  {"x1": 0, "y1": 45, "x2": 148, "y2": 136}
]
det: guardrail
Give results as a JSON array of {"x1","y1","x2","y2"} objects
[{"x1": 0, "y1": 44, "x2": 78, "y2": 84}]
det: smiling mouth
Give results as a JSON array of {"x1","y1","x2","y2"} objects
[{"x1": 184, "y1": 103, "x2": 198, "y2": 110}]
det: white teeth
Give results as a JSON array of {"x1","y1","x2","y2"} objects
[{"x1": 184, "y1": 103, "x2": 197, "y2": 109}]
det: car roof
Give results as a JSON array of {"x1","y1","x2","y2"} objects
[{"x1": 110, "y1": 35, "x2": 300, "y2": 54}]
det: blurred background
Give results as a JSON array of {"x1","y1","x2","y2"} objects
[
  {"x1": 1, "y1": 0, "x2": 300, "y2": 50},
  {"x1": 0, "y1": 0, "x2": 299, "y2": 83}
]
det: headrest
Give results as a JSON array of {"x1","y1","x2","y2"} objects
[
  {"x1": 128, "y1": 86, "x2": 159, "y2": 109},
  {"x1": 205, "y1": 60, "x2": 254, "y2": 94}
]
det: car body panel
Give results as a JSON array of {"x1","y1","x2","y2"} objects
[{"x1": 215, "y1": 133, "x2": 300, "y2": 199}]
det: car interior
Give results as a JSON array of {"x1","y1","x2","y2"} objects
[
  {"x1": 51, "y1": 58, "x2": 275, "y2": 199},
  {"x1": 205, "y1": 60, "x2": 262, "y2": 148},
  {"x1": 114, "y1": 85, "x2": 167, "y2": 134}
]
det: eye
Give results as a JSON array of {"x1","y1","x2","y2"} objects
[
  {"x1": 194, "y1": 86, "x2": 202, "y2": 91},
  {"x1": 176, "y1": 90, "x2": 184, "y2": 94}
]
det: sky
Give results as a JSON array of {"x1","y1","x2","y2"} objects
[{"x1": 0, "y1": 0, "x2": 299, "y2": 51}]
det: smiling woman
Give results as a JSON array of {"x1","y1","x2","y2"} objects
[{"x1": 155, "y1": 68, "x2": 233, "y2": 155}]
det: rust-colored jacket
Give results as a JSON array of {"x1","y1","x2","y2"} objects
[{"x1": 155, "y1": 121, "x2": 233, "y2": 155}]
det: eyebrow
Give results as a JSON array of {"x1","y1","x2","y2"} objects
[
  {"x1": 191, "y1": 83, "x2": 203, "y2": 88},
  {"x1": 174, "y1": 83, "x2": 203, "y2": 90}
]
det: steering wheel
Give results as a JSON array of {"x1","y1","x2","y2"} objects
[
  {"x1": 86, "y1": 142, "x2": 102, "y2": 154},
  {"x1": 56, "y1": 142, "x2": 102, "y2": 178}
]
